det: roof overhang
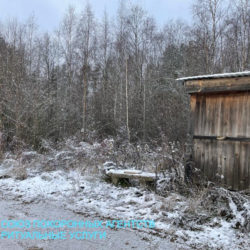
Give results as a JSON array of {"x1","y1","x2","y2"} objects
[
  {"x1": 176, "y1": 71, "x2": 250, "y2": 94},
  {"x1": 176, "y1": 71, "x2": 250, "y2": 83}
]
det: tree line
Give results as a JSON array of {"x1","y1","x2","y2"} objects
[{"x1": 0, "y1": 0, "x2": 249, "y2": 149}]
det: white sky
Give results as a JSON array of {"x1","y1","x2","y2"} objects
[{"x1": 0, "y1": 0, "x2": 193, "y2": 32}]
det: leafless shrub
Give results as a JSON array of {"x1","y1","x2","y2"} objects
[{"x1": 11, "y1": 166, "x2": 28, "y2": 180}]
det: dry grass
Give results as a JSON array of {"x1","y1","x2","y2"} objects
[
  {"x1": 11, "y1": 166, "x2": 28, "y2": 180},
  {"x1": 184, "y1": 188, "x2": 208, "y2": 214}
]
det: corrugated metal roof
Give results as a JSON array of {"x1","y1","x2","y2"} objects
[{"x1": 176, "y1": 71, "x2": 250, "y2": 81}]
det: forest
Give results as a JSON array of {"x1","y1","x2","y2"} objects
[
  {"x1": 0, "y1": 0, "x2": 249, "y2": 150},
  {"x1": 0, "y1": 1, "x2": 250, "y2": 249}
]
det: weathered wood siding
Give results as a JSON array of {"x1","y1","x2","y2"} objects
[
  {"x1": 186, "y1": 76, "x2": 250, "y2": 93},
  {"x1": 191, "y1": 92, "x2": 250, "y2": 137},
  {"x1": 190, "y1": 91, "x2": 250, "y2": 190}
]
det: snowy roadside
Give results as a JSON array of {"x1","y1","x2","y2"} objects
[{"x1": 0, "y1": 140, "x2": 249, "y2": 249}]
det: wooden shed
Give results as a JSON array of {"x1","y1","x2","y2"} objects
[{"x1": 177, "y1": 71, "x2": 250, "y2": 191}]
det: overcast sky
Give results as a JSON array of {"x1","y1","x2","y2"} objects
[{"x1": 0, "y1": 0, "x2": 193, "y2": 32}]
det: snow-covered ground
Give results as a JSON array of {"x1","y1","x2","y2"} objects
[{"x1": 0, "y1": 140, "x2": 249, "y2": 249}]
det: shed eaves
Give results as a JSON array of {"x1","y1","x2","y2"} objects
[{"x1": 176, "y1": 71, "x2": 250, "y2": 82}]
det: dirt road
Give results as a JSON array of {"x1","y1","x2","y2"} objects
[{"x1": 0, "y1": 198, "x2": 177, "y2": 250}]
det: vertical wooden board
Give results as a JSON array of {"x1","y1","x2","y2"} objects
[
  {"x1": 224, "y1": 142, "x2": 229, "y2": 187},
  {"x1": 201, "y1": 140, "x2": 205, "y2": 174},
  {"x1": 221, "y1": 141, "x2": 227, "y2": 187},
  {"x1": 209, "y1": 140, "x2": 216, "y2": 181},
  {"x1": 202, "y1": 140, "x2": 206, "y2": 178},
  {"x1": 198, "y1": 95, "x2": 205, "y2": 135},
  {"x1": 199, "y1": 140, "x2": 203, "y2": 173},
  {"x1": 233, "y1": 141, "x2": 240, "y2": 190},
  {"x1": 204, "y1": 96, "x2": 210, "y2": 136},
  {"x1": 219, "y1": 97, "x2": 225, "y2": 137},
  {"x1": 190, "y1": 95, "x2": 196, "y2": 136},
  {"x1": 213, "y1": 140, "x2": 218, "y2": 181},
  {"x1": 215, "y1": 95, "x2": 222, "y2": 137},
  {"x1": 241, "y1": 93, "x2": 248, "y2": 137},
  {"x1": 246, "y1": 93, "x2": 250, "y2": 137},
  {"x1": 204, "y1": 139, "x2": 211, "y2": 181},
  {"x1": 201, "y1": 95, "x2": 207, "y2": 135},
  {"x1": 229, "y1": 94, "x2": 234, "y2": 137},
  {"x1": 205, "y1": 96, "x2": 210, "y2": 136},
  {"x1": 236, "y1": 95, "x2": 243, "y2": 137},
  {"x1": 198, "y1": 140, "x2": 202, "y2": 171},
  {"x1": 224, "y1": 96, "x2": 231, "y2": 137},
  {"x1": 239, "y1": 142, "x2": 247, "y2": 190},
  {"x1": 207, "y1": 139, "x2": 212, "y2": 180},
  {"x1": 239, "y1": 142, "x2": 244, "y2": 190},
  {"x1": 224, "y1": 141, "x2": 231, "y2": 188},
  {"x1": 213, "y1": 96, "x2": 219, "y2": 136},
  {"x1": 195, "y1": 95, "x2": 200, "y2": 135},
  {"x1": 245, "y1": 143, "x2": 250, "y2": 189},
  {"x1": 194, "y1": 95, "x2": 199, "y2": 135},
  {"x1": 229, "y1": 95, "x2": 236, "y2": 137},
  {"x1": 244, "y1": 143, "x2": 249, "y2": 190},
  {"x1": 217, "y1": 141, "x2": 223, "y2": 181},
  {"x1": 210, "y1": 140, "x2": 215, "y2": 181},
  {"x1": 201, "y1": 140, "x2": 207, "y2": 176},
  {"x1": 227, "y1": 142, "x2": 235, "y2": 189},
  {"x1": 208, "y1": 96, "x2": 214, "y2": 136}
]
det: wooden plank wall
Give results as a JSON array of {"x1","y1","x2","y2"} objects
[
  {"x1": 194, "y1": 139, "x2": 250, "y2": 190},
  {"x1": 190, "y1": 92, "x2": 250, "y2": 190},
  {"x1": 191, "y1": 92, "x2": 250, "y2": 137}
]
